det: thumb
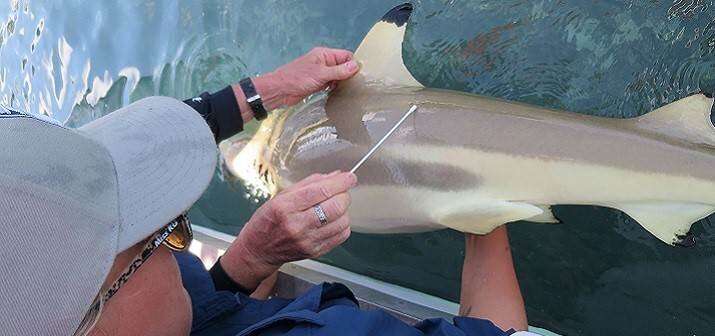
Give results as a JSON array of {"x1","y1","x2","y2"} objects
[{"x1": 323, "y1": 60, "x2": 359, "y2": 81}]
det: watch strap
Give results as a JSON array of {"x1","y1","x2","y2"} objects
[{"x1": 239, "y1": 77, "x2": 268, "y2": 121}]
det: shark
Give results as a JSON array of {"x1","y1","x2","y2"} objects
[{"x1": 222, "y1": 3, "x2": 715, "y2": 246}]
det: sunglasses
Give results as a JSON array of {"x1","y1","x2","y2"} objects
[{"x1": 72, "y1": 214, "x2": 193, "y2": 336}]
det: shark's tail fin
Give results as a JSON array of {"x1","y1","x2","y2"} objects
[
  {"x1": 634, "y1": 93, "x2": 715, "y2": 147},
  {"x1": 345, "y1": 3, "x2": 424, "y2": 89}
]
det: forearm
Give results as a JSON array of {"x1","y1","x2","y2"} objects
[
  {"x1": 184, "y1": 73, "x2": 285, "y2": 143},
  {"x1": 188, "y1": 46, "x2": 358, "y2": 141},
  {"x1": 230, "y1": 72, "x2": 286, "y2": 124},
  {"x1": 459, "y1": 226, "x2": 528, "y2": 331}
]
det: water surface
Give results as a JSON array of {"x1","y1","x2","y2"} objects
[{"x1": 2, "y1": 1, "x2": 714, "y2": 335}]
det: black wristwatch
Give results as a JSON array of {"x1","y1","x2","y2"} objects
[{"x1": 239, "y1": 77, "x2": 269, "y2": 121}]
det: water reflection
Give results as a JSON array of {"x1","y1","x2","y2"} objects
[{"x1": 1, "y1": 1, "x2": 714, "y2": 335}]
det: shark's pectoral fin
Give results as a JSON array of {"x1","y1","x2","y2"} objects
[
  {"x1": 611, "y1": 202, "x2": 714, "y2": 246},
  {"x1": 526, "y1": 205, "x2": 561, "y2": 223},
  {"x1": 433, "y1": 200, "x2": 543, "y2": 235}
]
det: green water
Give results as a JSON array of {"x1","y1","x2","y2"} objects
[{"x1": 2, "y1": 1, "x2": 714, "y2": 335}]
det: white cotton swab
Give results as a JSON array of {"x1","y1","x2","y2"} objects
[{"x1": 350, "y1": 104, "x2": 418, "y2": 174}]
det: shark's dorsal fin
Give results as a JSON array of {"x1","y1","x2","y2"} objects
[
  {"x1": 634, "y1": 94, "x2": 715, "y2": 146},
  {"x1": 351, "y1": 3, "x2": 423, "y2": 88}
]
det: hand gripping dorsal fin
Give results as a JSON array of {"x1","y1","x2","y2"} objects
[
  {"x1": 634, "y1": 94, "x2": 715, "y2": 146},
  {"x1": 349, "y1": 3, "x2": 423, "y2": 88}
]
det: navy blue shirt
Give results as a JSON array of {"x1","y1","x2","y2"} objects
[{"x1": 175, "y1": 252, "x2": 518, "y2": 336}]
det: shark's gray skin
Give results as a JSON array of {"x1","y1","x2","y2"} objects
[{"x1": 223, "y1": 3, "x2": 715, "y2": 246}]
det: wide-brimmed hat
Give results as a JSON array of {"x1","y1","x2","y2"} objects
[{"x1": 0, "y1": 96, "x2": 217, "y2": 335}]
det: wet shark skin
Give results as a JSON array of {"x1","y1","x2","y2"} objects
[
  {"x1": 271, "y1": 86, "x2": 715, "y2": 195},
  {"x1": 242, "y1": 87, "x2": 715, "y2": 239},
  {"x1": 223, "y1": 3, "x2": 715, "y2": 244}
]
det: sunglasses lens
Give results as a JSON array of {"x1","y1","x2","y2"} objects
[
  {"x1": 73, "y1": 295, "x2": 102, "y2": 336},
  {"x1": 163, "y1": 216, "x2": 192, "y2": 251}
]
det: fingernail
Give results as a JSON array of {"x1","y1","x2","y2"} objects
[
  {"x1": 346, "y1": 172, "x2": 358, "y2": 186},
  {"x1": 345, "y1": 60, "x2": 358, "y2": 72}
]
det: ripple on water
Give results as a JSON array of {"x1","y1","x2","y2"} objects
[
  {"x1": 667, "y1": 0, "x2": 712, "y2": 20},
  {"x1": 2, "y1": 1, "x2": 251, "y2": 123}
]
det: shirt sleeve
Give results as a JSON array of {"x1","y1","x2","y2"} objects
[
  {"x1": 208, "y1": 256, "x2": 253, "y2": 295},
  {"x1": 183, "y1": 85, "x2": 244, "y2": 143}
]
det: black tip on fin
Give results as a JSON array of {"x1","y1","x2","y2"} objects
[
  {"x1": 674, "y1": 232, "x2": 696, "y2": 248},
  {"x1": 381, "y1": 3, "x2": 413, "y2": 27}
]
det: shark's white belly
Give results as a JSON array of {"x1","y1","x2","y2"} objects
[{"x1": 348, "y1": 144, "x2": 715, "y2": 239}]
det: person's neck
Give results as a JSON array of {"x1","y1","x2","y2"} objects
[{"x1": 89, "y1": 245, "x2": 192, "y2": 335}]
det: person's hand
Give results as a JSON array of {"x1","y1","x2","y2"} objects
[
  {"x1": 219, "y1": 171, "x2": 357, "y2": 291},
  {"x1": 266, "y1": 47, "x2": 359, "y2": 106},
  {"x1": 233, "y1": 47, "x2": 360, "y2": 120}
]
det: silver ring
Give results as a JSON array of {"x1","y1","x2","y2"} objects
[{"x1": 313, "y1": 205, "x2": 329, "y2": 226}]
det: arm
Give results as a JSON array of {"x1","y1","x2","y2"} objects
[
  {"x1": 459, "y1": 226, "x2": 528, "y2": 331},
  {"x1": 188, "y1": 48, "x2": 358, "y2": 294},
  {"x1": 190, "y1": 47, "x2": 358, "y2": 293},
  {"x1": 186, "y1": 47, "x2": 359, "y2": 143}
]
